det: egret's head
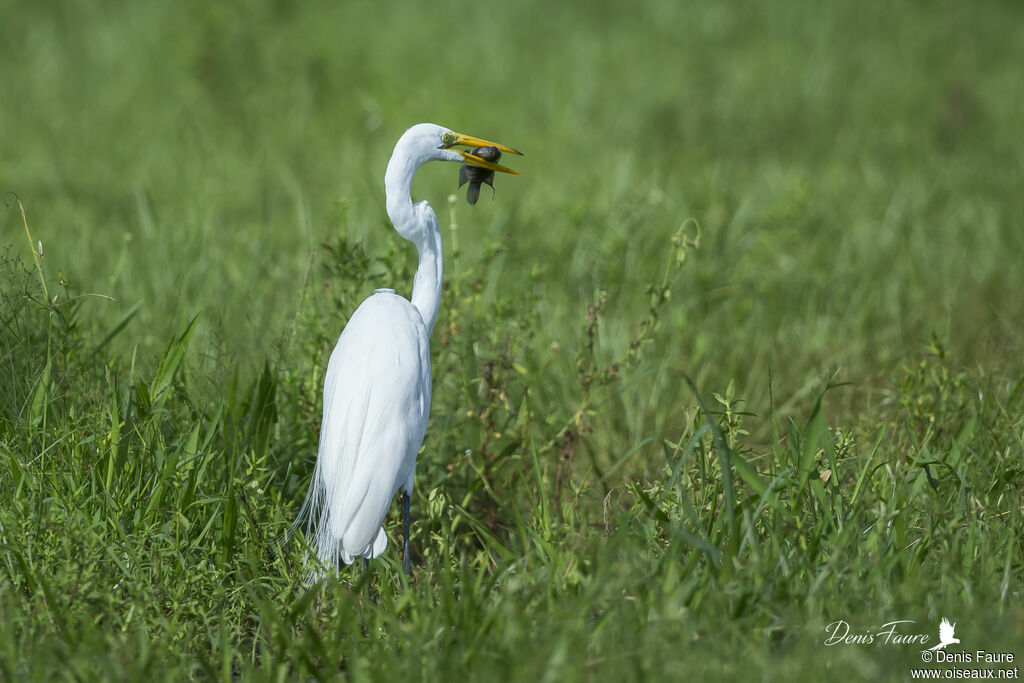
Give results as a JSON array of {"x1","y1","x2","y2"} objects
[
  {"x1": 394, "y1": 123, "x2": 522, "y2": 175},
  {"x1": 385, "y1": 124, "x2": 522, "y2": 239}
]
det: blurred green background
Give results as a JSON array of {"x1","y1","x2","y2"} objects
[{"x1": 4, "y1": 0, "x2": 1022, "y2": 400}]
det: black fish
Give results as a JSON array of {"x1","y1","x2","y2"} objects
[{"x1": 458, "y1": 145, "x2": 501, "y2": 205}]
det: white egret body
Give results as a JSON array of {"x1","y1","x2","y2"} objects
[{"x1": 300, "y1": 123, "x2": 520, "y2": 576}]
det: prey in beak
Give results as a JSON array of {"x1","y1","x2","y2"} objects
[
  {"x1": 441, "y1": 131, "x2": 522, "y2": 204},
  {"x1": 459, "y1": 146, "x2": 502, "y2": 205}
]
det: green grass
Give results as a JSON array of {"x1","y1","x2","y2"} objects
[{"x1": 2, "y1": 0, "x2": 1023, "y2": 679}]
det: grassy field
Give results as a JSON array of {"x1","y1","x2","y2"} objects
[{"x1": 2, "y1": 0, "x2": 1023, "y2": 679}]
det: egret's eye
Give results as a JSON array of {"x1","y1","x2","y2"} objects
[{"x1": 440, "y1": 132, "x2": 456, "y2": 148}]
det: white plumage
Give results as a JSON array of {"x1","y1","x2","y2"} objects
[
  {"x1": 310, "y1": 291, "x2": 431, "y2": 564},
  {"x1": 298, "y1": 123, "x2": 520, "y2": 577}
]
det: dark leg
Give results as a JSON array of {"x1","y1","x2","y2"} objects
[
  {"x1": 402, "y1": 490, "x2": 412, "y2": 576},
  {"x1": 362, "y1": 556, "x2": 376, "y2": 604}
]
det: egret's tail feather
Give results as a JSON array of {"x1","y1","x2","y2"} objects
[{"x1": 293, "y1": 449, "x2": 392, "y2": 583}]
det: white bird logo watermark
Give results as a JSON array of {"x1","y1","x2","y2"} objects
[{"x1": 925, "y1": 618, "x2": 961, "y2": 651}]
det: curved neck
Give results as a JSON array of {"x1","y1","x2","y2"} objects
[
  {"x1": 410, "y1": 223, "x2": 443, "y2": 334},
  {"x1": 385, "y1": 156, "x2": 444, "y2": 335}
]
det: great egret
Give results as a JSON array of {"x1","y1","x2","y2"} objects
[{"x1": 299, "y1": 123, "x2": 521, "y2": 578}]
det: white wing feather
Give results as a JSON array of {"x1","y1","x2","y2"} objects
[{"x1": 301, "y1": 291, "x2": 431, "y2": 572}]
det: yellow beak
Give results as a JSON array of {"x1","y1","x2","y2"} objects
[{"x1": 451, "y1": 132, "x2": 523, "y2": 175}]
